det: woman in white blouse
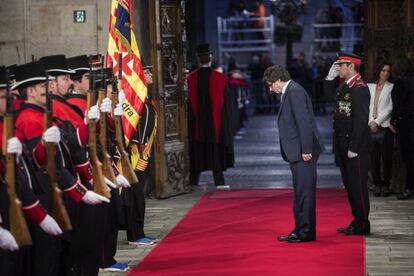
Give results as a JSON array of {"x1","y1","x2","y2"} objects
[{"x1": 368, "y1": 60, "x2": 395, "y2": 197}]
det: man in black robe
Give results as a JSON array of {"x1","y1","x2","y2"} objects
[{"x1": 187, "y1": 44, "x2": 234, "y2": 187}]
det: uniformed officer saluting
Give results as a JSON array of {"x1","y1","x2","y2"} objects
[{"x1": 328, "y1": 52, "x2": 371, "y2": 235}]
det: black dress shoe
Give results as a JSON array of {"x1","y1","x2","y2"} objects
[
  {"x1": 287, "y1": 235, "x2": 316, "y2": 243},
  {"x1": 342, "y1": 226, "x2": 370, "y2": 236},
  {"x1": 336, "y1": 227, "x2": 348, "y2": 233},
  {"x1": 277, "y1": 233, "x2": 297, "y2": 242}
]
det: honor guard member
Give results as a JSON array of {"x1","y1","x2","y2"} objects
[
  {"x1": 331, "y1": 53, "x2": 371, "y2": 235},
  {"x1": 66, "y1": 55, "x2": 90, "y2": 115},
  {"x1": 125, "y1": 60, "x2": 158, "y2": 246},
  {"x1": 13, "y1": 61, "x2": 109, "y2": 275},
  {"x1": 0, "y1": 65, "x2": 63, "y2": 276}
]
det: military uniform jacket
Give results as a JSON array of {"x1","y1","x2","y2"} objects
[{"x1": 333, "y1": 73, "x2": 371, "y2": 157}]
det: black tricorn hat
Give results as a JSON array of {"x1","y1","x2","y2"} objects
[
  {"x1": 0, "y1": 66, "x2": 7, "y2": 88},
  {"x1": 6, "y1": 64, "x2": 17, "y2": 80},
  {"x1": 197, "y1": 43, "x2": 212, "y2": 56},
  {"x1": 67, "y1": 55, "x2": 90, "y2": 74},
  {"x1": 141, "y1": 58, "x2": 152, "y2": 70},
  {"x1": 39, "y1": 54, "x2": 76, "y2": 76},
  {"x1": 11, "y1": 61, "x2": 55, "y2": 90}
]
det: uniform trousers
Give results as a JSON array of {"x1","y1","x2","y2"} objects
[{"x1": 336, "y1": 153, "x2": 370, "y2": 229}]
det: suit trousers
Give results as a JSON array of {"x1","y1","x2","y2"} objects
[
  {"x1": 289, "y1": 156, "x2": 318, "y2": 237},
  {"x1": 370, "y1": 128, "x2": 394, "y2": 187},
  {"x1": 336, "y1": 153, "x2": 370, "y2": 228}
]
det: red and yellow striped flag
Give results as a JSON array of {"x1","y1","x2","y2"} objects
[{"x1": 106, "y1": 0, "x2": 147, "y2": 145}]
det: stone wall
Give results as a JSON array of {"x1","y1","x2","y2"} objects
[{"x1": 0, "y1": 0, "x2": 111, "y2": 66}]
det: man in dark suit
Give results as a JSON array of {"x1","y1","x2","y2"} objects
[
  {"x1": 263, "y1": 65, "x2": 324, "y2": 243},
  {"x1": 328, "y1": 52, "x2": 371, "y2": 235}
]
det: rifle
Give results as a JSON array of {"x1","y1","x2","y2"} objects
[
  {"x1": 44, "y1": 73, "x2": 72, "y2": 231},
  {"x1": 2, "y1": 68, "x2": 32, "y2": 246},
  {"x1": 86, "y1": 63, "x2": 110, "y2": 198},
  {"x1": 97, "y1": 59, "x2": 116, "y2": 184},
  {"x1": 110, "y1": 57, "x2": 138, "y2": 184}
]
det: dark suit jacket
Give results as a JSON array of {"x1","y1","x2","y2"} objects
[{"x1": 278, "y1": 81, "x2": 325, "y2": 162}]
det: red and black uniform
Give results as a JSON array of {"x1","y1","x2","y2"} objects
[
  {"x1": 187, "y1": 67, "x2": 234, "y2": 186},
  {"x1": 333, "y1": 73, "x2": 371, "y2": 233},
  {"x1": 66, "y1": 93, "x2": 87, "y2": 117}
]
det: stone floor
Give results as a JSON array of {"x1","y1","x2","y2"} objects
[{"x1": 100, "y1": 113, "x2": 414, "y2": 275}]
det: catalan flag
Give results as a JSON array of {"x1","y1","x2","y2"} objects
[{"x1": 106, "y1": 0, "x2": 147, "y2": 145}]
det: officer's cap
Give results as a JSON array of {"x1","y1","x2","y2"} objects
[{"x1": 334, "y1": 52, "x2": 362, "y2": 65}]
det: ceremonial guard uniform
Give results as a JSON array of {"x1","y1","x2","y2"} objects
[
  {"x1": 332, "y1": 53, "x2": 371, "y2": 235},
  {"x1": 126, "y1": 61, "x2": 158, "y2": 246},
  {"x1": 66, "y1": 55, "x2": 90, "y2": 116}
]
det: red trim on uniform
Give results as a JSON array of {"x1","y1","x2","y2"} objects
[
  {"x1": 77, "y1": 124, "x2": 88, "y2": 146},
  {"x1": 64, "y1": 182, "x2": 88, "y2": 203},
  {"x1": 75, "y1": 161, "x2": 93, "y2": 181},
  {"x1": 337, "y1": 56, "x2": 361, "y2": 65},
  {"x1": 33, "y1": 142, "x2": 46, "y2": 167},
  {"x1": 347, "y1": 73, "x2": 362, "y2": 88},
  {"x1": 22, "y1": 201, "x2": 47, "y2": 224}
]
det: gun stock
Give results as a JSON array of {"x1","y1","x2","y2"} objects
[
  {"x1": 87, "y1": 72, "x2": 110, "y2": 198},
  {"x1": 97, "y1": 88, "x2": 116, "y2": 184},
  {"x1": 44, "y1": 84, "x2": 72, "y2": 231},
  {"x1": 2, "y1": 107, "x2": 32, "y2": 245},
  {"x1": 110, "y1": 81, "x2": 138, "y2": 184}
]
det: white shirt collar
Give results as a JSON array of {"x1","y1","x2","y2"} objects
[{"x1": 281, "y1": 80, "x2": 291, "y2": 94}]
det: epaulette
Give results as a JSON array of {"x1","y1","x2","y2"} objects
[{"x1": 355, "y1": 79, "x2": 367, "y2": 87}]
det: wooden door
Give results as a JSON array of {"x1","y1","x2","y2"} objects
[
  {"x1": 148, "y1": 0, "x2": 190, "y2": 198},
  {"x1": 365, "y1": 0, "x2": 414, "y2": 80}
]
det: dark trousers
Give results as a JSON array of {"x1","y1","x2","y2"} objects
[
  {"x1": 398, "y1": 124, "x2": 414, "y2": 190},
  {"x1": 127, "y1": 170, "x2": 148, "y2": 242},
  {"x1": 190, "y1": 169, "x2": 225, "y2": 186},
  {"x1": 289, "y1": 156, "x2": 317, "y2": 238},
  {"x1": 370, "y1": 128, "x2": 394, "y2": 187},
  {"x1": 337, "y1": 153, "x2": 370, "y2": 229}
]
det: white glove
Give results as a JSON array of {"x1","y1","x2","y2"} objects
[
  {"x1": 116, "y1": 174, "x2": 131, "y2": 188},
  {"x1": 114, "y1": 103, "x2": 123, "y2": 117},
  {"x1": 82, "y1": 190, "x2": 110, "y2": 205},
  {"x1": 0, "y1": 227, "x2": 19, "y2": 251},
  {"x1": 7, "y1": 137, "x2": 22, "y2": 156},
  {"x1": 100, "y1": 97, "x2": 112, "y2": 113},
  {"x1": 347, "y1": 150, "x2": 358, "y2": 159},
  {"x1": 43, "y1": 126, "x2": 61, "y2": 143},
  {"x1": 104, "y1": 176, "x2": 117, "y2": 189},
  {"x1": 87, "y1": 105, "x2": 100, "y2": 121},
  {"x1": 325, "y1": 63, "x2": 339, "y2": 80},
  {"x1": 118, "y1": 90, "x2": 126, "y2": 105},
  {"x1": 39, "y1": 214, "x2": 63, "y2": 236}
]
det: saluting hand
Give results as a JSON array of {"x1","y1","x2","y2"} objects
[{"x1": 302, "y1": 153, "x2": 312, "y2": 161}]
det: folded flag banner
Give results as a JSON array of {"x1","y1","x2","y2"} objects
[{"x1": 106, "y1": 0, "x2": 147, "y2": 145}]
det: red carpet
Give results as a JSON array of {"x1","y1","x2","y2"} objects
[{"x1": 129, "y1": 189, "x2": 365, "y2": 276}]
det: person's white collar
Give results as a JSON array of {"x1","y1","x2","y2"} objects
[{"x1": 282, "y1": 80, "x2": 291, "y2": 94}]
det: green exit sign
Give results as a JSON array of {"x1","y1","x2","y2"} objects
[{"x1": 74, "y1": 10, "x2": 86, "y2": 23}]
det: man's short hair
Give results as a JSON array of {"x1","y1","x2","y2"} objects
[
  {"x1": 262, "y1": 65, "x2": 291, "y2": 84},
  {"x1": 198, "y1": 54, "x2": 212, "y2": 65}
]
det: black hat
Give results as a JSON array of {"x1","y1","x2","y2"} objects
[
  {"x1": 67, "y1": 55, "x2": 90, "y2": 75},
  {"x1": 141, "y1": 59, "x2": 152, "y2": 70},
  {"x1": 6, "y1": 64, "x2": 17, "y2": 80},
  {"x1": 39, "y1": 54, "x2": 76, "y2": 76},
  {"x1": 11, "y1": 61, "x2": 55, "y2": 90},
  {"x1": 334, "y1": 52, "x2": 362, "y2": 65},
  {"x1": 0, "y1": 66, "x2": 7, "y2": 88},
  {"x1": 197, "y1": 43, "x2": 212, "y2": 56}
]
